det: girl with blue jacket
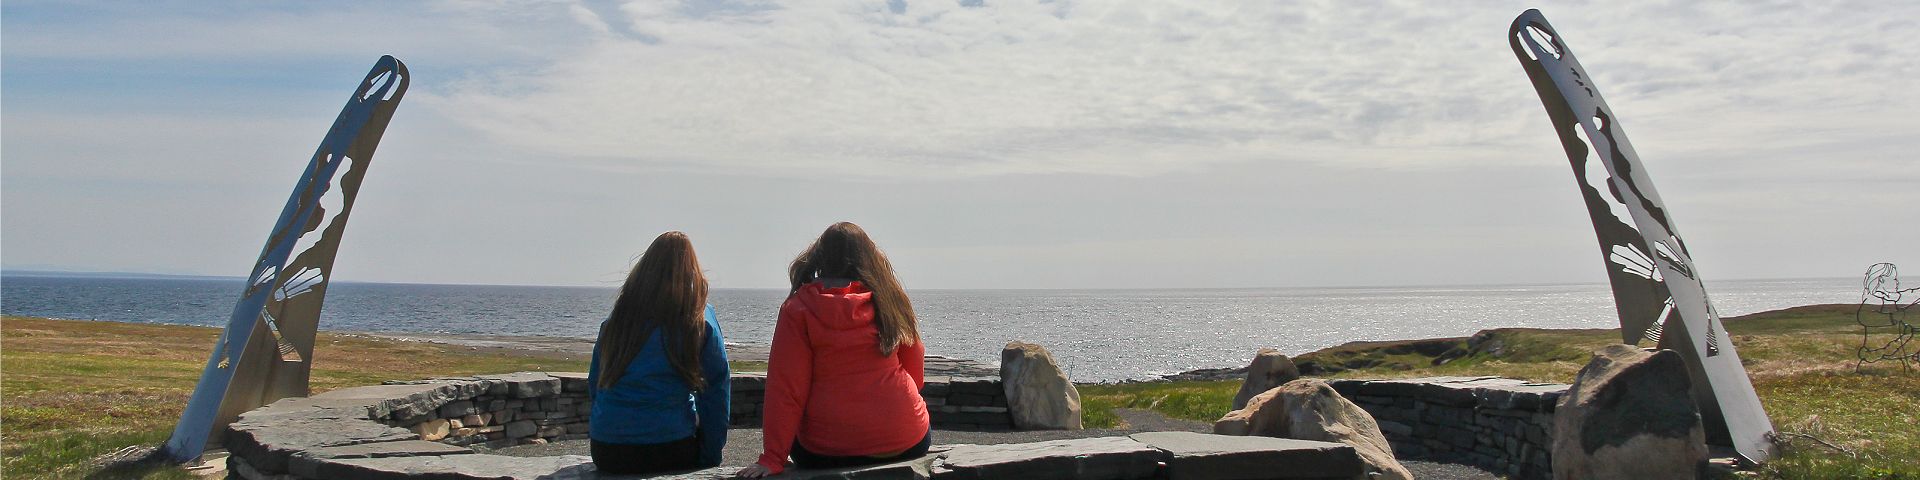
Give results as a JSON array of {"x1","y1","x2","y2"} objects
[{"x1": 588, "y1": 231, "x2": 731, "y2": 474}]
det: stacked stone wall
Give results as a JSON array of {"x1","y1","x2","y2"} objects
[
  {"x1": 922, "y1": 375, "x2": 1013, "y2": 430},
  {"x1": 378, "y1": 372, "x2": 590, "y2": 449},
  {"x1": 726, "y1": 373, "x2": 1013, "y2": 430},
  {"x1": 1328, "y1": 376, "x2": 1567, "y2": 480}
]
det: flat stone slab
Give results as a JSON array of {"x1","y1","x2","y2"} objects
[
  {"x1": 1129, "y1": 432, "x2": 1365, "y2": 480},
  {"x1": 475, "y1": 372, "x2": 562, "y2": 398},
  {"x1": 550, "y1": 372, "x2": 590, "y2": 394},
  {"x1": 306, "y1": 453, "x2": 591, "y2": 480},
  {"x1": 642, "y1": 457, "x2": 935, "y2": 480},
  {"x1": 226, "y1": 417, "x2": 419, "y2": 474},
  {"x1": 236, "y1": 396, "x2": 381, "y2": 423},
  {"x1": 1331, "y1": 377, "x2": 1569, "y2": 411},
  {"x1": 313, "y1": 381, "x2": 478, "y2": 419},
  {"x1": 288, "y1": 441, "x2": 475, "y2": 478},
  {"x1": 930, "y1": 436, "x2": 1164, "y2": 480}
]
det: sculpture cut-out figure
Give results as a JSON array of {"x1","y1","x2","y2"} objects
[
  {"x1": 1508, "y1": 10, "x2": 1777, "y2": 463},
  {"x1": 1856, "y1": 263, "x2": 1919, "y2": 370},
  {"x1": 161, "y1": 56, "x2": 409, "y2": 463}
]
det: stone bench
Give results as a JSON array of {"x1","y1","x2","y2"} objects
[
  {"x1": 224, "y1": 371, "x2": 1370, "y2": 479},
  {"x1": 1328, "y1": 376, "x2": 1569, "y2": 480},
  {"x1": 735, "y1": 373, "x2": 1014, "y2": 430}
]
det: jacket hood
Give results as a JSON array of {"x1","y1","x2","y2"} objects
[{"x1": 791, "y1": 280, "x2": 875, "y2": 331}]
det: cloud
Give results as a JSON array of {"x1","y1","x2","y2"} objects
[
  {"x1": 5, "y1": 0, "x2": 1916, "y2": 287},
  {"x1": 416, "y1": 1, "x2": 1918, "y2": 179}
]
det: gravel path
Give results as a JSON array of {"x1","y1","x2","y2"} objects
[{"x1": 487, "y1": 409, "x2": 1492, "y2": 479}]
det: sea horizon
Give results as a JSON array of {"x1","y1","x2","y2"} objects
[
  {"x1": 0, "y1": 268, "x2": 1861, "y2": 293},
  {"x1": 0, "y1": 272, "x2": 1868, "y2": 381}
]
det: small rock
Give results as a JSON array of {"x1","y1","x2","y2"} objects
[
  {"x1": 1231, "y1": 348, "x2": 1301, "y2": 410},
  {"x1": 1214, "y1": 378, "x2": 1413, "y2": 480},
  {"x1": 409, "y1": 419, "x2": 450, "y2": 442},
  {"x1": 1000, "y1": 341, "x2": 1083, "y2": 430}
]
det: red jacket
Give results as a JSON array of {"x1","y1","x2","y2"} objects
[{"x1": 757, "y1": 281, "x2": 928, "y2": 473}]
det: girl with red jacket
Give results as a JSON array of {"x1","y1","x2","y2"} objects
[{"x1": 737, "y1": 222, "x2": 931, "y2": 477}]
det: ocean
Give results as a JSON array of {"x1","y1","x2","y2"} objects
[{"x1": 0, "y1": 274, "x2": 1863, "y2": 381}]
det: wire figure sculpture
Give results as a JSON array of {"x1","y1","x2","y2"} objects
[{"x1": 1856, "y1": 263, "x2": 1920, "y2": 371}]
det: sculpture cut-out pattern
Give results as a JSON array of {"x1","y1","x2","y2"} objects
[
  {"x1": 1856, "y1": 263, "x2": 1920, "y2": 370},
  {"x1": 161, "y1": 56, "x2": 409, "y2": 463},
  {"x1": 1508, "y1": 10, "x2": 1776, "y2": 462}
]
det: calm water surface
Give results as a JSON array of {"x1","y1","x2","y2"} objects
[{"x1": 1, "y1": 275, "x2": 1860, "y2": 381}]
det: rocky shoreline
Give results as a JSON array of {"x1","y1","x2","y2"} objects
[{"x1": 1156, "y1": 335, "x2": 1475, "y2": 382}]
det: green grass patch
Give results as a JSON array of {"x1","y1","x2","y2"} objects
[{"x1": 1078, "y1": 380, "x2": 1240, "y2": 427}]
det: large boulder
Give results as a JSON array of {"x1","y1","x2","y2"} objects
[
  {"x1": 1213, "y1": 379, "x2": 1412, "y2": 480},
  {"x1": 1552, "y1": 344, "x2": 1706, "y2": 480},
  {"x1": 1231, "y1": 348, "x2": 1301, "y2": 410},
  {"x1": 1000, "y1": 341, "x2": 1083, "y2": 430}
]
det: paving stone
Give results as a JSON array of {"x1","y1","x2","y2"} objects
[
  {"x1": 1131, "y1": 432, "x2": 1364, "y2": 480},
  {"x1": 945, "y1": 377, "x2": 1001, "y2": 396},
  {"x1": 476, "y1": 372, "x2": 561, "y2": 399},
  {"x1": 308, "y1": 382, "x2": 471, "y2": 419},
  {"x1": 930, "y1": 436, "x2": 1164, "y2": 480},
  {"x1": 234, "y1": 396, "x2": 377, "y2": 424},
  {"x1": 224, "y1": 417, "x2": 418, "y2": 474},
  {"x1": 550, "y1": 372, "x2": 590, "y2": 394},
  {"x1": 303, "y1": 453, "x2": 592, "y2": 480},
  {"x1": 229, "y1": 454, "x2": 299, "y2": 480},
  {"x1": 286, "y1": 440, "x2": 475, "y2": 478},
  {"x1": 648, "y1": 455, "x2": 938, "y2": 480}
]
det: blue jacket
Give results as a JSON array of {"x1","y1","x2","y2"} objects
[{"x1": 587, "y1": 305, "x2": 730, "y2": 467}]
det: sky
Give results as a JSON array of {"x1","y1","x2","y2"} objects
[{"x1": 3, "y1": 0, "x2": 1915, "y2": 290}]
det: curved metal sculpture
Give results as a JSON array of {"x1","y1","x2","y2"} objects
[
  {"x1": 1857, "y1": 263, "x2": 1919, "y2": 370},
  {"x1": 1507, "y1": 10, "x2": 1777, "y2": 462},
  {"x1": 162, "y1": 56, "x2": 409, "y2": 463}
]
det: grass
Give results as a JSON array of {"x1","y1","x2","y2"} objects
[
  {"x1": 1078, "y1": 380, "x2": 1239, "y2": 429},
  {"x1": 1075, "y1": 304, "x2": 1920, "y2": 478},
  {"x1": 2, "y1": 316, "x2": 601, "y2": 479}
]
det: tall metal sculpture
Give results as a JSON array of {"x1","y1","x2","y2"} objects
[
  {"x1": 161, "y1": 56, "x2": 409, "y2": 463},
  {"x1": 1508, "y1": 11, "x2": 1777, "y2": 462}
]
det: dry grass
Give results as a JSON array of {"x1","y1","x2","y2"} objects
[{"x1": 1, "y1": 316, "x2": 594, "y2": 479}]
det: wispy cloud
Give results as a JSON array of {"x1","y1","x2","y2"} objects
[
  {"x1": 5, "y1": 0, "x2": 1916, "y2": 287},
  {"x1": 420, "y1": 1, "x2": 1917, "y2": 178}
]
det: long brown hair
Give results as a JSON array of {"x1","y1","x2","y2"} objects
[
  {"x1": 788, "y1": 222, "x2": 919, "y2": 355},
  {"x1": 598, "y1": 231, "x2": 710, "y2": 390}
]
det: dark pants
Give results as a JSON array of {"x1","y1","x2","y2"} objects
[
  {"x1": 791, "y1": 430, "x2": 934, "y2": 470},
  {"x1": 591, "y1": 435, "x2": 699, "y2": 475}
]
